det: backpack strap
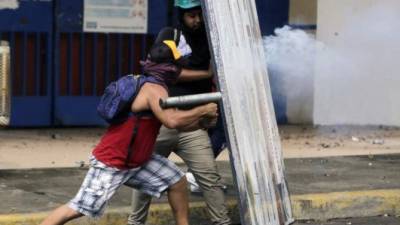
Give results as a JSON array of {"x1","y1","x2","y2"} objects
[
  {"x1": 173, "y1": 28, "x2": 181, "y2": 46},
  {"x1": 125, "y1": 116, "x2": 141, "y2": 167},
  {"x1": 131, "y1": 74, "x2": 143, "y2": 100},
  {"x1": 124, "y1": 75, "x2": 144, "y2": 167}
]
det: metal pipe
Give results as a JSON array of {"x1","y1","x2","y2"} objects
[{"x1": 159, "y1": 92, "x2": 222, "y2": 109}]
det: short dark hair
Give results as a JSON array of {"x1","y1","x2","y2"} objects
[
  {"x1": 148, "y1": 42, "x2": 176, "y2": 64},
  {"x1": 178, "y1": 6, "x2": 202, "y2": 21}
]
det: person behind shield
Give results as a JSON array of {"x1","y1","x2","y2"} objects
[{"x1": 128, "y1": 0, "x2": 231, "y2": 225}]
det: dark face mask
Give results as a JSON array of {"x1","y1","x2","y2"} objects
[{"x1": 140, "y1": 59, "x2": 182, "y2": 85}]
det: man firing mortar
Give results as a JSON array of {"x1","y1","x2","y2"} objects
[{"x1": 39, "y1": 40, "x2": 218, "y2": 225}]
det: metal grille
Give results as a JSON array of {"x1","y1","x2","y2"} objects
[
  {"x1": 0, "y1": 41, "x2": 10, "y2": 126},
  {"x1": 57, "y1": 32, "x2": 151, "y2": 97}
]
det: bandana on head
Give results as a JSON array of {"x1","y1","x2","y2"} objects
[{"x1": 140, "y1": 59, "x2": 181, "y2": 86}]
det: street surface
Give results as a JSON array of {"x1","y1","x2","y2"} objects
[
  {"x1": 294, "y1": 216, "x2": 400, "y2": 225},
  {"x1": 1, "y1": 125, "x2": 400, "y2": 169}
]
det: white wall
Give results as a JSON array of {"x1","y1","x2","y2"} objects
[{"x1": 314, "y1": 0, "x2": 400, "y2": 125}]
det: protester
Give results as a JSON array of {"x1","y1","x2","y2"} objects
[
  {"x1": 128, "y1": 1, "x2": 231, "y2": 225},
  {"x1": 39, "y1": 41, "x2": 218, "y2": 225}
]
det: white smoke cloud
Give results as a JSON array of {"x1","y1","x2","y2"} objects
[
  {"x1": 263, "y1": 26, "x2": 321, "y2": 123},
  {"x1": 262, "y1": 2, "x2": 400, "y2": 126}
]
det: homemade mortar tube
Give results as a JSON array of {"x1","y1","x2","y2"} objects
[{"x1": 159, "y1": 92, "x2": 222, "y2": 109}]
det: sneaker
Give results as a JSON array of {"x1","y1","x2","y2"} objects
[
  {"x1": 186, "y1": 172, "x2": 229, "y2": 193},
  {"x1": 189, "y1": 183, "x2": 202, "y2": 193},
  {"x1": 185, "y1": 172, "x2": 202, "y2": 193},
  {"x1": 221, "y1": 184, "x2": 228, "y2": 193}
]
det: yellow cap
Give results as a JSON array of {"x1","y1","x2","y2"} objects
[{"x1": 163, "y1": 40, "x2": 182, "y2": 60}]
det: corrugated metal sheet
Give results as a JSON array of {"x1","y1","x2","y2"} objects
[{"x1": 202, "y1": 0, "x2": 293, "y2": 224}]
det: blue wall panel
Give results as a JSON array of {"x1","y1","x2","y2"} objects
[
  {"x1": 56, "y1": 0, "x2": 83, "y2": 33},
  {"x1": 0, "y1": 1, "x2": 53, "y2": 126},
  {"x1": 148, "y1": 0, "x2": 170, "y2": 34},
  {"x1": 10, "y1": 97, "x2": 51, "y2": 127},
  {"x1": 1, "y1": 0, "x2": 288, "y2": 126},
  {"x1": 0, "y1": 1, "x2": 53, "y2": 32},
  {"x1": 56, "y1": 0, "x2": 169, "y2": 34},
  {"x1": 55, "y1": 97, "x2": 106, "y2": 126},
  {"x1": 256, "y1": 0, "x2": 290, "y2": 35},
  {"x1": 256, "y1": 0, "x2": 289, "y2": 123},
  {"x1": 53, "y1": 0, "x2": 169, "y2": 126}
]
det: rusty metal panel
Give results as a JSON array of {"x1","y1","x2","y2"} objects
[{"x1": 201, "y1": 1, "x2": 293, "y2": 225}]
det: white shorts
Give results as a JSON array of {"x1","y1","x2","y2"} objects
[{"x1": 68, "y1": 154, "x2": 184, "y2": 218}]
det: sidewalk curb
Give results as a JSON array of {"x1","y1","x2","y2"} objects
[
  {"x1": 1, "y1": 190, "x2": 400, "y2": 224},
  {"x1": 0, "y1": 201, "x2": 240, "y2": 225},
  {"x1": 292, "y1": 189, "x2": 400, "y2": 220}
]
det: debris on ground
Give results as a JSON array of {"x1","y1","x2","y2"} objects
[
  {"x1": 51, "y1": 134, "x2": 61, "y2": 139},
  {"x1": 372, "y1": 139, "x2": 385, "y2": 145},
  {"x1": 320, "y1": 143, "x2": 331, "y2": 148},
  {"x1": 75, "y1": 161, "x2": 86, "y2": 168},
  {"x1": 351, "y1": 136, "x2": 360, "y2": 142}
]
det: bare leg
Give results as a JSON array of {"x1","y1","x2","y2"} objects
[
  {"x1": 40, "y1": 204, "x2": 83, "y2": 225},
  {"x1": 167, "y1": 177, "x2": 190, "y2": 225}
]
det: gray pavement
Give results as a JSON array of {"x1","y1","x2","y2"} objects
[
  {"x1": 294, "y1": 216, "x2": 400, "y2": 225},
  {"x1": 1, "y1": 154, "x2": 400, "y2": 224},
  {"x1": 286, "y1": 154, "x2": 400, "y2": 194}
]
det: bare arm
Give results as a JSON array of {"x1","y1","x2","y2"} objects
[
  {"x1": 177, "y1": 68, "x2": 212, "y2": 82},
  {"x1": 174, "y1": 120, "x2": 201, "y2": 132},
  {"x1": 143, "y1": 83, "x2": 217, "y2": 130}
]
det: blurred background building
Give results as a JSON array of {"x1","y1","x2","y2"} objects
[
  {"x1": 1, "y1": 0, "x2": 398, "y2": 127},
  {"x1": 0, "y1": 0, "x2": 291, "y2": 127}
]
